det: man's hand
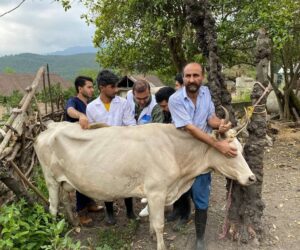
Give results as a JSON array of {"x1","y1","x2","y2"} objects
[
  {"x1": 79, "y1": 114, "x2": 89, "y2": 129},
  {"x1": 214, "y1": 139, "x2": 237, "y2": 157},
  {"x1": 218, "y1": 119, "x2": 232, "y2": 134}
]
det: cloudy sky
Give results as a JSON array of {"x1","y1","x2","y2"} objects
[{"x1": 0, "y1": 0, "x2": 95, "y2": 56}]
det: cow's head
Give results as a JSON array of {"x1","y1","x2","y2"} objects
[
  {"x1": 209, "y1": 108, "x2": 256, "y2": 186},
  {"x1": 208, "y1": 135, "x2": 256, "y2": 186}
]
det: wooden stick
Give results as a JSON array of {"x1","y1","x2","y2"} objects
[{"x1": 9, "y1": 161, "x2": 49, "y2": 206}]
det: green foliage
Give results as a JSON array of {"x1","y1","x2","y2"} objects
[
  {"x1": 0, "y1": 200, "x2": 81, "y2": 250},
  {"x1": 31, "y1": 165, "x2": 49, "y2": 198},
  {"x1": 0, "y1": 90, "x2": 23, "y2": 109},
  {"x1": 3, "y1": 66, "x2": 16, "y2": 73},
  {"x1": 96, "y1": 219, "x2": 139, "y2": 250}
]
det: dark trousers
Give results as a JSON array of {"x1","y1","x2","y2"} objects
[
  {"x1": 174, "y1": 189, "x2": 191, "y2": 219},
  {"x1": 76, "y1": 191, "x2": 94, "y2": 212}
]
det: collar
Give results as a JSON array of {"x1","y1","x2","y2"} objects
[{"x1": 95, "y1": 96, "x2": 120, "y2": 105}]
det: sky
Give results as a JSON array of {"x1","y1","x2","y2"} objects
[{"x1": 0, "y1": 0, "x2": 95, "y2": 56}]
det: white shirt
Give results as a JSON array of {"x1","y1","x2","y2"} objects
[{"x1": 86, "y1": 96, "x2": 136, "y2": 126}]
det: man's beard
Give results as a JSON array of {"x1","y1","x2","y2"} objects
[
  {"x1": 82, "y1": 92, "x2": 92, "y2": 100},
  {"x1": 186, "y1": 83, "x2": 200, "y2": 93}
]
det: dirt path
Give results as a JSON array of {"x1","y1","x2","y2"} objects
[{"x1": 72, "y1": 125, "x2": 300, "y2": 250}]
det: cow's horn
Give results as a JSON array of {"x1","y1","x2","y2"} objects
[{"x1": 221, "y1": 106, "x2": 230, "y2": 124}]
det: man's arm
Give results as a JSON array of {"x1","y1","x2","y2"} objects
[
  {"x1": 151, "y1": 104, "x2": 164, "y2": 123},
  {"x1": 208, "y1": 114, "x2": 231, "y2": 133},
  {"x1": 184, "y1": 124, "x2": 237, "y2": 157},
  {"x1": 67, "y1": 107, "x2": 89, "y2": 129}
]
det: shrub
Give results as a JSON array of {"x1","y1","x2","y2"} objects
[{"x1": 0, "y1": 199, "x2": 81, "y2": 250}]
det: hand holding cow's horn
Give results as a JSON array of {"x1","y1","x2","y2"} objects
[
  {"x1": 218, "y1": 119, "x2": 232, "y2": 134},
  {"x1": 214, "y1": 139, "x2": 237, "y2": 158}
]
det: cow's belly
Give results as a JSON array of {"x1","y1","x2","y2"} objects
[{"x1": 58, "y1": 171, "x2": 145, "y2": 201}]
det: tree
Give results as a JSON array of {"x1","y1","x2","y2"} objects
[{"x1": 58, "y1": 0, "x2": 202, "y2": 77}]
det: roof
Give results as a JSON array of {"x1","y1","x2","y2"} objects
[
  {"x1": 0, "y1": 73, "x2": 72, "y2": 96},
  {"x1": 118, "y1": 74, "x2": 164, "y2": 88}
]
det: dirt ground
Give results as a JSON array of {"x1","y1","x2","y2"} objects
[{"x1": 69, "y1": 123, "x2": 300, "y2": 250}]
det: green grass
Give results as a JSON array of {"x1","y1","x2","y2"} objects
[{"x1": 96, "y1": 220, "x2": 140, "y2": 250}]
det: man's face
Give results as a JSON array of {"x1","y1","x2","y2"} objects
[
  {"x1": 134, "y1": 89, "x2": 150, "y2": 108},
  {"x1": 79, "y1": 81, "x2": 94, "y2": 99},
  {"x1": 183, "y1": 63, "x2": 204, "y2": 93},
  {"x1": 175, "y1": 81, "x2": 182, "y2": 90},
  {"x1": 158, "y1": 100, "x2": 169, "y2": 112},
  {"x1": 100, "y1": 84, "x2": 118, "y2": 99}
]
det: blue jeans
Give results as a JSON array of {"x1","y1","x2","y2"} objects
[{"x1": 191, "y1": 172, "x2": 211, "y2": 210}]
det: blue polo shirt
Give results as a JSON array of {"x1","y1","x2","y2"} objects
[
  {"x1": 64, "y1": 97, "x2": 86, "y2": 123},
  {"x1": 168, "y1": 85, "x2": 215, "y2": 210},
  {"x1": 168, "y1": 86, "x2": 215, "y2": 133}
]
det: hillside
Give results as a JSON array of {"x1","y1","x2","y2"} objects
[
  {"x1": 48, "y1": 46, "x2": 97, "y2": 56},
  {"x1": 0, "y1": 53, "x2": 99, "y2": 80}
]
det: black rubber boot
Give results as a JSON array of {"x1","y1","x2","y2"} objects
[
  {"x1": 195, "y1": 209, "x2": 207, "y2": 250},
  {"x1": 105, "y1": 202, "x2": 116, "y2": 225},
  {"x1": 166, "y1": 200, "x2": 180, "y2": 222},
  {"x1": 174, "y1": 194, "x2": 191, "y2": 231},
  {"x1": 124, "y1": 197, "x2": 136, "y2": 219}
]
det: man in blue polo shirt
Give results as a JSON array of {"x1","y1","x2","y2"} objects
[
  {"x1": 65, "y1": 75, "x2": 103, "y2": 226},
  {"x1": 169, "y1": 63, "x2": 237, "y2": 250}
]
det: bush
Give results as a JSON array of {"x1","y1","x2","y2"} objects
[{"x1": 0, "y1": 200, "x2": 81, "y2": 250}]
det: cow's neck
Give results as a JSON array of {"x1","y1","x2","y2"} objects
[{"x1": 171, "y1": 129, "x2": 212, "y2": 176}]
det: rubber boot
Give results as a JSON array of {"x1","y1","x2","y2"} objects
[
  {"x1": 174, "y1": 195, "x2": 191, "y2": 231},
  {"x1": 105, "y1": 202, "x2": 116, "y2": 225},
  {"x1": 166, "y1": 201, "x2": 180, "y2": 222},
  {"x1": 125, "y1": 197, "x2": 136, "y2": 219},
  {"x1": 195, "y1": 209, "x2": 207, "y2": 250}
]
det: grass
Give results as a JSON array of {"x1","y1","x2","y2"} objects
[{"x1": 95, "y1": 220, "x2": 140, "y2": 250}]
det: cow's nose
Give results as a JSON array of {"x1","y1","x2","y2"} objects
[{"x1": 248, "y1": 175, "x2": 256, "y2": 183}]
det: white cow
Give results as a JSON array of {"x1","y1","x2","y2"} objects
[{"x1": 34, "y1": 122, "x2": 255, "y2": 250}]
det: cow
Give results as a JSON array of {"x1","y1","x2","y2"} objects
[{"x1": 34, "y1": 122, "x2": 255, "y2": 250}]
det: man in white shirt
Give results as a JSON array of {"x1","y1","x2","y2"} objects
[{"x1": 86, "y1": 70, "x2": 136, "y2": 225}]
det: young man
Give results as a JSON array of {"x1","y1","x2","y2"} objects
[
  {"x1": 64, "y1": 75, "x2": 103, "y2": 226},
  {"x1": 127, "y1": 79, "x2": 164, "y2": 124},
  {"x1": 155, "y1": 86, "x2": 192, "y2": 229},
  {"x1": 86, "y1": 70, "x2": 136, "y2": 225},
  {"x1": 169, "y1": 63, "x2": 235, "y2": 250}
]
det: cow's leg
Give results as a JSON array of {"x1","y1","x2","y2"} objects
[
  {"x1": 47, "y1": 180, "x2": 60, "y2": 216},
  {"x1": 61, "y1": 182, "x2": 78, "y2": 226},
  {"x1": 147, "y1": 194, "x2": 166, "y2": 250}
]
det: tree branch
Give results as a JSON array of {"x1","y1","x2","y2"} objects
[{"x1": 0, "y1": 0, "x2": 26, "y2": 18}]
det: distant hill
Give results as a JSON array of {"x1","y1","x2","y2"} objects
[
  {"x1": 48, "y1": 46, "x2": 98, "y2": 56},
  {"x1": 0, "y1": 53, "x2": 100, "y2": 80}
]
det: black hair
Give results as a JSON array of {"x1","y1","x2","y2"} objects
[
  {"x1": 96, "y1": 70, "x2": 119, "y2": 88},
  {"x1": 74, "y1": 75, "x2": 93, "y2": 93},
  {"x1": 155, "y1": 86, "x2": 176, "y2": 103},
  {"x1": 132, "y1": 79, "x2": 150, "y2": 94},
  {"x1": 175, "y1": 73, "x2": 183, "y2": 85}
]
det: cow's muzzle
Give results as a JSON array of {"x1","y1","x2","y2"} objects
[{"x1": 248, "y1": 174, "x2": 256, "y2": 184}]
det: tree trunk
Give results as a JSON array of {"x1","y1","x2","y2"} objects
[
  {"x1": 185, "y1": 0, "x2": 236, "y2": 124},
  {"x1": 227, "y1": 29, "x2": 270, "y2": 243}
]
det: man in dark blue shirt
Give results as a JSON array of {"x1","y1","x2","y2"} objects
[{"x1": 64, "y1": 75, "x2": 103, "y2": 225}]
